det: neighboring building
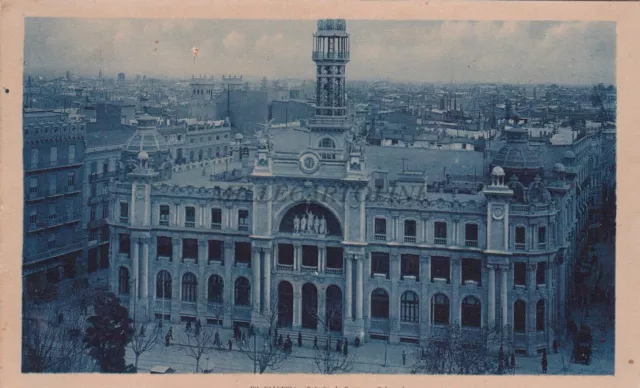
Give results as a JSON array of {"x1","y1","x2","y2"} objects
[
  {"x1": 23, "y1": 110, "x2": 86, "y2": 301},
  {"x1": 95, "y1": 102, "x2": 136, "y2": 129},
  {"x1": 270, "y1": 99, "x2": 315, "y2": 125},
  {"x1": 106, "y1": 19, "x2": 611, "y2": 357},
  {"x1": 117, "y1": 72, "x2": 126, "y2": 85},
  {"x1": 216, "y1": 87, "x2": 269, "y2": 134},
  {"x1": 176, "y1": 119, "x2": 232, "y2": 163}
]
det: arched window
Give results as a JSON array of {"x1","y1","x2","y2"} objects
[
  {"x1": 156, "y1": 270, "x2": 172, "y2": 299},
  {"x1": 234, "y1": 277, "x2": 250, "y2": 306},
  {"x1": 371, "y1": 288, "x2": 389, "y2": 319},
  {"x1": 181, "y1": 272, "x2": 197, "y2": 302},
  {"x1": 189, "y1": 151, "x2": 195, "y2": 162},
  {"x1": 319, "y1": 138, "x2": 336, "y2": 148},
  {"x1": 118, "y1": 267, "x2": 130, "y2": 295},
  {"x1": 536, "y1": 300, "x2": 546, "y2": 331},
  {"x1": 400, "y1": 291, "x2": 419, "y2": 323},
  {"x1": 514, "y1": 300, "x2": 526, "y2": 332},
  {"x1": 432, "y1": 293, "x2": 449, "y2": 325},
  {"x1": 208, "y1": 275, "x2": 224, "y2": 303},
  {"x1": 461, "y1": 296, "x2": 481, "y2": 328}
]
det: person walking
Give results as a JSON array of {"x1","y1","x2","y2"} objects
[
  {"x1": 313, "y1": 336, "x2": 319, "y2": 350},
  {"x1": 228, "y1": 338, "x2": 233, "y2": 352},
  {"x1": 298, "y1": 331, "x2": 303, "y2": 347},
  {"x1": 402, "y1": 350, "x2": 406, "y2": 366},
  {"x1": 541, "y1": 351, "x2": 548, "y2": 374},
  {"x1": 343, "y1": 340, "x2": 348, "y2": 356},
  {"x1": 214, "y1": 331, "x2": 220, "y2": 347},
  {"x1": 510, "y1": 353, "x2": 516, "y2": 370},
  {"x1": 186, "y1": 319, "x2": 192, "y2": 333}
]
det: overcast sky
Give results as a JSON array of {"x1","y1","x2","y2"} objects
[{"x1": 24, "y1": 18, "x2": 615, "y2": 85}]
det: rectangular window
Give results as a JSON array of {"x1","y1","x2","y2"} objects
[
  {"x1": 536, "y1": 262, "x2": 547, "y2": 286},
  {"x1": 515, "y1": 226, "x2": 526, "y2": 250},
  {"x1": 208, "y1": 240, "x2": 223, "y2": 262},
  {"x1": 29, "y1": 177, "x2": 38, "y2": 195},
  {"x1": 434, "y1": 221, "x2": 447, "y2": 245},
  {"x1": 49, "y1": 146, "x2": 58, "y2": 166},
  {"x1": 370, "y1": 252, "x2": 390, "y2": 278},
  {"x1": 29, "y1": 209, "x2": 37, "y2": 225},
  {"x1": 514, "y1": 262, "x2": 526, "y2": 286},
  {"x1": 211, "y1": 208, "x2": 222, "y2": 229},
  {"x1": 90, "y1": 206, "x2": 96, "y2": 222},
  {"x1": 465, "y1": 223, "x2": 479, "y2": 247},
  {"x1": 374, "y1": 177, "x2": 385, "y2": 190},
  {"x1": 182, "y1": 238, "x2": 198, "y2": 261},
  {"x1": 90, "y1": 184, "x2": 97, "y2": 198},
  {"x1": 89, "y1": 229, "x2": 98, "y2": 242},
  {"x1": 401, "y1": 254, "x2": 419, "y2": 280},
  {"x1": 47, "y1": 234, "x2": 56, "y2": 249},
  {"x1": 538, "y1": 226, "x2": 547, "y2": 249},
  {"x1": 374, "y1": 218, "x2": 387, "y2": 241},
  {"x1": 48, "y1": 204, "x2": 56, "y2": 220},
  {"x1": 234, "y1": 242, "x2": 251, "y2": 265},
  {"x1": 68, "y1": 144, "x2": 76, "y2": 164},
  {"x1": 461, "y1": 258, "x2": 482, "y2": 285},
  {"x1": 157, "y1": 236, "x2": 173, "y2": 258},
  {"x1": 185, "y1": 206, "x2": 196, "y2": 227},
  {"x1": 67, "y1": 172, "x2": 75, "y2": 188},
  {"x1": 102, "y1": 203, "x2": 109, "y2": 219},
  {"x1": 404, "y1": 220, "x2": 417, "y2": 243},
  {"x1": 159, "y1": 205, "x2": 170, "y2": 226},
  {"x1": 119, "y1": 202, "x2": 129, "y2": 223},
  {"x1": 119, "y1": 233, "x2": 131, "y2": 255},
  {"x1": 30, "y1": 149, "x2": 39, "y2": 169},
  {"x1": 49, "y1": 174, "x2": 58, "y2": 195},
  {"x1": 238, "y1": 209, "x2": 249, "y2": 231},
  {"x1": 430, "y1": 256, "x2": 450, "y2": 283}
]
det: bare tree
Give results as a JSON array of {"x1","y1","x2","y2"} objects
[
  {"x1": 237, "y1": 297, "x2": 290, "y2": 374},
  {"x1": 411, "y1": 323, "x2": 499, "y2": 375},
  {"x1": 129, "y1": 309, "x2": 162, "y2": 369},
  {"x1": 311, "y1": 304, "x2": 356, "y2": 374},
  {"x1": 22, "y1": 299, "x2": 94, "y2": 372},
  {"x1": 181, "y1": 325, "x2": 217, "y2": 373},
  {"x1": 207, "y1": 301, "x2": 232, "y2": 348},
  {"x1": 551, "y1": 318, "x2": 569, "y2": 374}
]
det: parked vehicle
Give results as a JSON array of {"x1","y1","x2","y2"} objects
[{"x1": 573, "y1": 325, "x2": 592, "y2": 365}]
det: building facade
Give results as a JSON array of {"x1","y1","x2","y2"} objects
[
  {"x1": 106, "y1": 19, "x2": 609, "y2": 357},
  {"x1": 23, "y1": 111, "x2": 86, "y2": 301}
]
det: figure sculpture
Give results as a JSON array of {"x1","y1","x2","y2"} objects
[
  {"x1": 313, "y1": 217, "x2": 320, "y2": 235},
  {"x1": 300, "y1": 215, "x2": 307, "y2": 233},
  {"x1": 319, "y1": 216, "x2": 327, "y2": 235},
  {"x1": 293, "y1": 215, "x2": 300, "y2": 234}
]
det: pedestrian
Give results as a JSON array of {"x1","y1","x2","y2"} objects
[
  {"x1": 402, "y1": 350, "x2": 406, "y2": 365},
  {"x1": 186, "y1": 319, "x2": 192, "y2": 333},
  {"x1": 510, "y1": 353, "x2": 516, "y2": 370},
  {"x1": 354, "y1": 335, "x2": 360, "y2": 348},
  {"x1": 313, "y1": 336, "x2": 319, "y2": 350},
  {"x1": 553, "y1": 339, "x2": 559, "y2": 354},
  {"x1": 343, "y1": 340, "x2": 348, "y2": 356},
  {"x1": 165, "y1": 333, "x2": 171, "y2": 347},
  {"x1": 140, "y1": 324, "x2": 146, "y2": 337},
  {"x1": 541, "y1": 352, "x2": 548, "y2": 374},
  {"x1": 298, "y1": 331, "x2": 303, "y2": 347},
  {"x1": 214, "y1": 331, "x2": 221, "y2": 347},
  {"x1": 250, "y1": 324, "x2": 255, "y2": 337},
  {"x1": 241, "y1": 330, "x2": 246, "y2": 343},
  {"x1": 195, "y1": 324, "x2": 200, "y2": 336},
  {"x1": 336, "y1": 339, "x2": 341, "y2": 352},
  {"x1": 168, "y1": 327, "x2": 174, "y2": 340},
  {"x1": 278, "y1": 334, "x2": 284, "y2": 348},
  {"x1": 228, "y1": 338, "x2": 233, "y2": 351}
]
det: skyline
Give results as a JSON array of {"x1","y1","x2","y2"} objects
[{"x1": 25, "y1": 19, "x2": 615, "y2": 85}]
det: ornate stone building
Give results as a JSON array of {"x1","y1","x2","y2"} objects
[{"x1": 107, "y1": 19, "x2": 609, "y2": 357}]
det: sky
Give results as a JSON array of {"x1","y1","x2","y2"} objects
[{"x1": 24, "y1": 18, "x2": 616, "y2": 85}]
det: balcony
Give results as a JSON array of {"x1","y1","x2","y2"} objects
[
  {"x1": 119, "y1": 217, "x2": 129, "y2": 224},
  {"x1": 465, "y1": 240, "x2": 479, "y2": 248},
  {"x1": 235, "y1": 261, "x2": 250, "y2": 268},
  {"x1": 211, "y1": 222, "x2": 222, "y2": 230},
  {"x1": 185, "y1": 221, "x2": 195, "y2": 228},
  {"x1": 515, "y1": 243, "x2": 526, "y2": 250},
  {"x1": 325, "y1": 267, "x2": 343, "y2": 275},
  {"x1": 404, "y1": 236, "x2": 417, "y2": 243},
  {"x1": 402, "y1": 275, "x2": 418, "y2": 282},
  {"x1": 159, "y1": 220, "x2": 169, "y2": 226},
  {"x1": 372, "y1": 273, "x2": 389, "y2": 280},
  {"x1": 301, "y1": 265, "x2": 318, "y2": 273},
  {"x1": 538, "y1": 243, "x2": 547, "y2": 250},
  {"x1": 374, "y1": 234, "x2": 387, "y2": 241},
  {"x1": 182, "y1": 257, "x2": 197, "y2": 264},
  {"x1": 23, "y1": 240, "x2": 84, "y2": 265},
  {"x1": 312, "y1": 51, "x2": 350, "y2": 61},
  {"x1": 277, "y1": 264, "x2": 294, "y2": 272},
  {"x1": 238, "y1": 224, "x2": 249, "y2": 232},
  {"x1": 434, "y1": 238, "x2": 447, "y2": 245},
  {"x1": 157, "y1": 255, "x2": 172, "y2": 262}
]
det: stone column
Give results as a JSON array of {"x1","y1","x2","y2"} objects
[
  {"x1": 198, "y1": 240, "x2": 207, "y2": 317},
  {"x1": 527, "y1": 263, "x2": 538, "y2": 354},
  {"x1": 174, "y1": 202, "x2": 181, "y2": 226},
  {"x1": 223, "y1": 241, "x2": 234, "y2": 327},
  {"x1": 171, "y1": 238, "x2": 182, "y2": 323},
  {"x1": 131, "y1": 239, "x2": 140, "y2": 313},
  {"x1": 294, "y1": 289, "x2": 302, "y2": 327},
  {"x1": 264, "y1": 248, "x2": 272, "y2": 313},
  {"x1": 500, "y1": 264, "x2": 508, "y2": 328},
  {"x1": 451, "y1": 256, "x2": 461, "y2": 324},
  {"x1": 356, "y1": 256, "x2": 364, "y2": 320},
  {"x1": 488, "y1": 264, "x2": 496, "y2": 331},
  {"x1": 141, "y1": 238, "x2": 150, "y2": 316},
  {"x1": 345, "y1": 256, "x2": 353, "y2": 320},
  {"x1": 318, "y1": 246, "x2": 324, "y2": 272},
  {"x1": 294, "y1": 244, "x2": 302, "y2": 271},
  {"x1": 252, "y1": 248, "x2": 261, "y2": 313},
  {"x1": 389, "y1": 251, "x2": 400, "y2": 343}
]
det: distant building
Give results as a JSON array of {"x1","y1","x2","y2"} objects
[
  {"x1": 117, "y1": 72, "x2": 126, "y2": 84},
  {"x1": 270, "y1": 99, "x2": 315, "y2": 125},
  {"x1": 23, "y1": 110, "x2": 86, "y2": 301}
]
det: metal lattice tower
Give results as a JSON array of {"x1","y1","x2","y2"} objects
[{"x1": 312, "y1": 19, "x2": 350, "y2": 118}]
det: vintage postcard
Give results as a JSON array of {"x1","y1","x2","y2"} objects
[{"x1": 1, "y1": 1, "x2": 638, "y2": 388}]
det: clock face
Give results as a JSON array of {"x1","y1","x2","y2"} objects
[
  {"x1": 299, "y1": 152, "x2": 320, "y2": 174},
  {"x1": 135, "y1": 188, "x2": 145, "y2": 200},
  {"x1": 492, "y1": 207, "x2": 504, "y2": 220}
]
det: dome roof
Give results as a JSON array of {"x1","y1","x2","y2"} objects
[
  {"x1": 124, "y1": 115, "x2": 169, "y2": 154},
  {"x1": 553, "y1": 162, "x2": 566, "y2": 173},
  {"x1": 234, "y1": 133, "x2": 244, "y2": 140},
  {"x1": 491, "y1": 166, "x2": 505, "y2": 176},
  {"x1": 492, "y1": 127, "x2": 542, "y2": 172},
  {"x1": 138, "y1": 150, "x2": 149, "y2": 161},
  {"x1": 564, "y1": 150, "x2": 576, "y2": 159}
]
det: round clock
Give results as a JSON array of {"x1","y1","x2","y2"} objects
[
  {"x1": 299, "y1": 152, "x2": 320, "y2": 174},
  {"x1": 135, "y1": 188, "x2": 145, "y2": 200},
  {"x1": 492, "y1": 207, "x2": 504, "y2": 220}
]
